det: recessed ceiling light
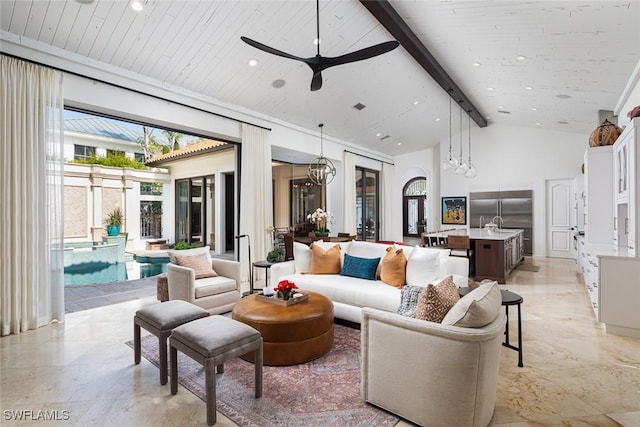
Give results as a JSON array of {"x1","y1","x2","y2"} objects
[
  {"x1": 498, "y1": 106, "x2": 504, "y2": 109},
  {"x1": 531, "y1": 108, "x2": 537, "y2": 111},
  {"x1": 525, "y1": 86, "x2": 533, "y2": 90},
  {"x1": 486, "y1": 116, "x2": 491, "y2": 120},
  {"x1": 130, "y1": 0, "x2": 143, "y2": 11},
  {"x1": 435, "y1": 118, "x2": 440, "y2": 122},
  {"x1": 376, "y1": 133, "x2": 381, "y2": 137},
  {"x1": 397, "y1": 142, "x2": 402, "y2": 146},
  {"x1": 516, "y1": 55, "x2": 527, "y2": 61},
  {"x1": 248, "y1": 59, "x2": 258, "y2": 67},
  {"x1": 313, "y1": 38, "x2": 320, "y2": 46},
  {"x1": 413, "y1": 101, "x2": 419, "y2": 105},
  {"x1": 487, "y1": 87, "x2": 494, "y2": 91},
  {"x1": 536, "y1": 122, "x2": 541, "y2": 126},
  {"x1": 472, "y1": 62, "x2": 481, "y2": 67},
  {"x1": 272, "y1": 79, "x2": 285, "y2": 88}
]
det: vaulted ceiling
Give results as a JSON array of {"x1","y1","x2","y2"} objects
[{"x1": 2, "y1": 0, "x2": 639, "y2": 158}]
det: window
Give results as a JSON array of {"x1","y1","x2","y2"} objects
[
  {"x1": 74, "y1": 144, "x2": 95, "y2": 160},
  {"x1": 175, "y1": 175, "x2": 215, "y2": 249},
  {"x1": 403, "y1": 177, "x2": 428, "y2": 237},
  {"x1": 134, "y1": 152, "x2": 145, "y2": 163},
  {"x1": 356, "y1": 167, "x2": 379, "y2": 242},
  {"x1": 140, "y1": 201, "x2": 162, "y2": 238},
  {"x1": 140, "y1": 182, "x2": 163, "y2": 196}
]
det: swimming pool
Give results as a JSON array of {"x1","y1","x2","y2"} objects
[{"x1": 64, "y1": 258, "x2": 168, "y2": 286}]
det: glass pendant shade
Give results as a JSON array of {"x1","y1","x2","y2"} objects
[
  {"x1": 455, "y1": 158, "x2": 468, "y2": 175},
  {"x1": 465, "y1": 163, "x2": 477, "y2": 178}
]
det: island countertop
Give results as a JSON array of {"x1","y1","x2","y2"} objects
[{"x1": 467, "y1": 228, "x2": 524, "y2": 240}]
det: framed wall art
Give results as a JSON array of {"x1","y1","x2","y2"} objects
[{"x1": 441, "y1": 196, "x2": 467, "y2": 225}]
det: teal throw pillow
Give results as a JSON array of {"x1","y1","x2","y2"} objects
[{"x1": 340, "y1": 253, "x2": 380, "y2": 280}]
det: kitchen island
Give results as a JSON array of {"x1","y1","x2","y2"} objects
[{"x1": 469, "y1": 228, "x2": 524, "y2": 283}]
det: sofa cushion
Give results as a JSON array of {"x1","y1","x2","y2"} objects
[
  {"x1": 173, "y1": 252, "x2": 218, "y2": 279},
  {"x1": 402, "y1": 245, "x2": 450, "y2": 278},
  {"x1": 340, "y1": 253, "x2": 380, "y2": 280},
  {"x1": 293, "y1": 242, "x2": 312, "y2": 273},
  {"x1": 310, "y1": 242, "x2": 341, "y2": 274},
  {"x1": 194, "y1": 276, "x2": 238, "y2": 299},
  {"x1": 442, "y1": 281, "x2": 501, "y2": 327},
  {"x1": 167, "y1": 245, "x2": 211, "y2": 264},
  {"x1": 405, "y1": 247, "x2": 441, "y2": 286},
  {"x1": 380, "y1": 247, "x2": 407, "y2": 288},
  {"x1": 397, "y1": 285, "x2": 424, "y2": 317},
  {"x1": 312, "y1": 240, "x2": 351, "y2": 266},
  {"x1": 415, "y1": 275, "x2": 460, "y2": 323}
]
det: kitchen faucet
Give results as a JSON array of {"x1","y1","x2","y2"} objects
[{"x1": 492, "y1": 215, "x2": 504, "y2": 229}]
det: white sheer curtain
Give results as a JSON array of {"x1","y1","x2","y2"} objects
[
  {"x1": 1, "y1": 55, "x2": 64, "y2": 336},
  {"x1": 239, "y1": 124, "x2": 272, "y2": 285},
  {"x1": 380, "y1": 162, "x2": 395, "y2": 241},
  {"x1": 342, "y1": 151, "x2": 357, "y2": 235}
]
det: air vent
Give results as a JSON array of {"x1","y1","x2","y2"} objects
[
  {"x1": 380, "y1": 134, "x2": 391, "y2": 141},
  {"x1": 497, "y1": 110, "x2": 511, "y2": 114},
  {"x1": 353, "y1": 103, "x2": 366, "y2": 111}
]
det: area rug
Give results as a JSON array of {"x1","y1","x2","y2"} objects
[
  {"x1": 515, "y1": 263, "x2": 540, "y2": 272},
  {"x1": 127, "y1": 324, "x2": 398, "y2": 427}
]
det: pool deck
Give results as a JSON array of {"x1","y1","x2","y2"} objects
[{"x1": 64, "y1": 276, "x2": 157, "y2": 313}]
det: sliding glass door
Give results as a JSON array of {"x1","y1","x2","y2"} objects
[
  {"x1": 175, "y1": 175, "x2": 215, "y2": 249},
  {"x1": 356, "y1": 167, "x2": 379, "y2": 242}
]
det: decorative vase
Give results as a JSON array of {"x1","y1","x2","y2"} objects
[
  {"x1": 588, "y1": 119, "x2": 622, "y2": 147},
  {"x1": 106, "y1": 225, "x2": 120, "y2": 236},
  {"x1": 278, "y1": 291, "x2": 291, "y2": 301},
  {"x1": 315, "y1": 231, "x2": 329, "y2": 237}
]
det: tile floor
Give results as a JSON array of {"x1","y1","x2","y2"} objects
[{"x1": 1, "y1": 257, "x2": 640, "y2": 426}]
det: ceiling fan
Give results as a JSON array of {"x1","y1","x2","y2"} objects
[{"x1": 241, "y1": 0, "x2": 400, "y2": 91}]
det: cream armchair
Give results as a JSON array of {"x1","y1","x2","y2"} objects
[
  {"x1": 167, "y1": 257, "x2": 241, "y2": 315},
  {"x1": 361, "y1": 307, "x2": 506, "y2": 427}
]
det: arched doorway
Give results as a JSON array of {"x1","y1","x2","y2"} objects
[{"x1": 403, "y1": 177, "x2": 427, "y2": 238}]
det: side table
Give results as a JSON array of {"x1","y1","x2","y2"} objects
[
  {"x1": 251, "y1": 260, "x2": 274, "y2": 294},
  {"x1": 459, "y1": 287, "x2": 524, "y2": 367}
]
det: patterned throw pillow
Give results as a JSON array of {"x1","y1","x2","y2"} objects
[
  {"x1": 415, "y1": 275, "x2": 460, "y2": 323},
  {"x1": 380, "y1": 247, "x2": 407, "y2": 288},
  {"x1": 174, "y1": 253, "x2": 218, "y2": 279},
  {"x1": 397, "y1": 285, "x2": 425, "y2": 317},
  {"x1": 309, "y1": 243, "x2": 341, "y2": 274},
  {"x1": 340, "y1": 253, "x2": 380, "y2": 280}
]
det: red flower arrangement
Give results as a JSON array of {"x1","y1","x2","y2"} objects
[{"x1": 274, "y1": 280, "x2": 298, "y2": 300}]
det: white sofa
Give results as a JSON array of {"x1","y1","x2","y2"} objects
[
  {"x1": 270, "y1": 240, "x2": 469, "y2": 323},
  {"x1": 166, "y1": 246, "x2": 241, "y2": 314}
]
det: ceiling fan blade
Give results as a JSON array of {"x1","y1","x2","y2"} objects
[
  {"x1": 240, "y1": 36, "x2": 305, "y2": 62},
  {"x1": 322, "y1": 40, "x2": 400, "y2": 67},
  {"x1": 310, "y1": 71, "x2": 323, "y2": 91}
]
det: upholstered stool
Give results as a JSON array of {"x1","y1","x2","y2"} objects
[
  {"x1": 134, "y1": 300, "x2": 209, "y2": 385},
  {"x1": 170, "y1": 315, "x2": 263, "y2": 426}
]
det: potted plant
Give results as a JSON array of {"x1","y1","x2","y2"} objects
[
  {"x1": 307, "y1": 208, "x2": 333, "y2": 237},
  {"x1": 266, "y1": 247, "x2": 285, "y2": 263},
  {"x1": 105, "y1": 207, "x2": 123, "y2": 236}
]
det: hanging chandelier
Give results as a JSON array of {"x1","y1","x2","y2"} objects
[
  {"x1": 465, "y1": 112, "x2": 477, "y2": 178},
  {"x1": 308, "y1": 123, "x2": 336, "y2": 185}
]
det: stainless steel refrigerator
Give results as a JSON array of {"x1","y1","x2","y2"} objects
[{"x1": 469, "y1": 190, "x2": 533, "y2": 255}]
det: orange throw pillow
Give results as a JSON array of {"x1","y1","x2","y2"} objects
[
  {"x1": 380, "y1": 247, "x2": 407, "y2": 288},
  {"x1": 415, "y1": 275, "x2": 460, "y2": 323},
  {"x1": 174, "y1": 253, "x2": 218, "y2": 279},
  {"x1": 309, "y1": 243, "x2": 341, "y2": 274}
]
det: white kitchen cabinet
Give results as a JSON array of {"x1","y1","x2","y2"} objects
[
  {"x1": 612, "y1": 118, "x2": 639, "y2": 256},
  {"x1": 599, "y1": 255, "x2": 640, "y2": 338},
  {"x1": 583, "y1": 146, "x2": 614, "y2": 246}
]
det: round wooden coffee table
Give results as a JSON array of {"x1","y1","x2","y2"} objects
[{"x1": 232, "y1": 291, "x2": 334, "y2": 366}]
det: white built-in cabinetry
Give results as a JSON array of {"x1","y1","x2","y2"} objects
[{"x1": 589, "y1": 117, "x2": 640, "y2": 338}]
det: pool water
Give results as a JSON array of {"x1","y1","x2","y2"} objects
[{"x1": 64, "y1": 260, "x2": 167, "y2": 286}]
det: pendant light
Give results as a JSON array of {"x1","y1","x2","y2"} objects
[
  {"x1": 455, "y1": 102, "x2": 468, "y2": 175},
  {"x1": 308, "y1": 123, "x2": 336, "y2": 185},
  {"x1": 441, "y1": 91, "x2": 458, "y2": 171},
  {"x1": 465, "y1": 112, "x2": 477, "y2": 178}
]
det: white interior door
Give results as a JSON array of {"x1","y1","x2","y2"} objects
[{"x1": 546, "y1": 179, "x2": 576, "y2": 258}]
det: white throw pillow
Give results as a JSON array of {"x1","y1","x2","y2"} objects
[
  {"x1": 441, "y1": 281, "x2": 501, "y2": 327},
  {"x1": 293, "y1": 242, "x2": 312, "y2": 273},
  {"x1": 405, "y1": 246, "x2": 441, "y2": 285},
  {"x1": 167, "y1": 246, "x2": 211, "y2": 264}
]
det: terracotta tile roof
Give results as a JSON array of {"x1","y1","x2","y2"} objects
[{"x1": 146, "y1": 139, "x2": 230, "y2": 165}]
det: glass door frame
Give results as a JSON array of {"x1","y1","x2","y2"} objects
[{"x1": 355, "y1": 167, "x2": 379, "y2": 242}]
